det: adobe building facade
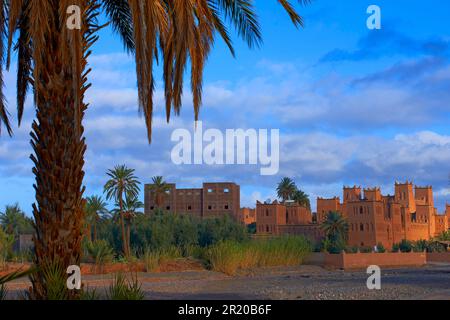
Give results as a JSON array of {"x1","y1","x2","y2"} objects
[
  {"x1": 144, "y1": 182, "x2": 241, "y2": 220},
  {"x1": 317, "y1": 182, "x2": 448, "y2": 249},
  {"x1": 256, "y1": 181, "x2": 449, "y2": 250},
  {"x1": 447, "y1": 204, "x2": 450, "y2": 228},
  {"x1": 256, "y1": 200, "x2": 323, "y2": 243},
  {"x1": 240, "y1": 208, "x2": 256, "y2": 225}
]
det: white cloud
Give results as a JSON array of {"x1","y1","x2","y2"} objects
[{"x1": 1, "y1": 53, "x2": 449, "y2": 213}]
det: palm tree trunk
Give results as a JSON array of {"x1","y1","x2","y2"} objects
[
  {"x1": 28, "y1": 0, "x2": 93, "y2": 299},
  {"x1": 119, "y1": 196, "x2": 129, "y2": 257},
  {"x1": 93, "y1": 222, "x2": 97, "y2": 241},
  {"x1": 88, "y1": 224, "x2": 93, "y2": 242},
  {"x1": 30, "y1": 51, "x2": 87, "y2": 299},
  {"x1": 126, "y1": 219, "x2": 131, "y2": 257}
]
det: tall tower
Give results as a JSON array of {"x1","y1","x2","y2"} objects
[
  {"x1": 415, "y1": 186, "x2": 434, "y2": 207},
  {"x1": 395, "y1": 182, "x2": 416, "y2": 213},
  {"x1": 343, "y1": 186, "x2": 362, "y2": 203},
  {"x1": 446, "y1": 204, "x2": 450, "y2": 227},
  {"x1": 364, "y1": 187, "x2": 382, "y2": 201}
]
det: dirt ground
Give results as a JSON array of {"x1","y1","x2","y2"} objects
[{"x1": 4, "y1": 263, "x2": 450, "y2": 300}]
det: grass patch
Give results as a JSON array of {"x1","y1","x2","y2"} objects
[
  {"x1": 205, "y1": 236, "x2": 312, "y2": 276},
  {"x1": 143, "y1": 246, "x2": 183, "y2": 272}
]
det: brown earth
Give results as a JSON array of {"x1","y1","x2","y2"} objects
[
  {"x1": 3, "y1": 263, "x2": 450, "y2": 300},
  {"x1": 0, "y1": 258, "x2": 204, "y2": 277}
]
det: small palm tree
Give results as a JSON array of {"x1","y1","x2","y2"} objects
[
  {"x1": 85, "y1": 196, "x2": 109, "y2": 241},
  {"x1": 0, "y1": 204, "x2": 33, "y2": 238},
  {"x1": 104, "y1": 165, "x2": 140, "y2": 257},
  {"x1": 148, "y1": 176, "x2": 171, "y2": 209},
  {"x1": 277, "y1": 177, "x2": 297, "y2": 202},
  {"x1": 321, "y1": 211, "x2": 349, "y2": 253}
]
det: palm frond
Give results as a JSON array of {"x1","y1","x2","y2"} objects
[
  {"x1": 0, "y1": 267, "x2": 36, "y2": 285},
  {"x1": 0, "y1": 0, "x2": 12, "y2": 136},
  {"x1": 214, "y1": 0, "x2": 262, "y2": 48},
  {"x1": 101, "y1": 0, "x2": 134, "y2": 53}
]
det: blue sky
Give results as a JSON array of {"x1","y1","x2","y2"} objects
[{"x1": 1, "y1": 0, "x2": 449, "y2": 214}]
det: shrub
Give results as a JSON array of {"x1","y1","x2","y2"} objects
[
  {"x1": 437, "y1": 231, "x2": 450, "y2": 241},
  {"x1": 427, "y1": 241, "x2": 446, "y2": 253},
  {"x1": 322, "y1": 237, "x2": 346, "y2": 254},
  {"x1": 413, "y1": 240, "x2": 428, "y2": 252},
  {"x1": 393, "y1": 240, "x2": 413, "y2": 253},
  {"x1": 0, "y1": 228, "x2": 14, "y2": 268},
  {"x1": 358, "y1": 247, "x2": 372, "y2": 253},
  {"x1": 376, "y1": 243, "x2": 386, "y2": 253},
  {"x1": 345, "y1": 246, "x2": 358, "y2": 254},
  {"x1": 85, "y1": 240, "x2": 114, "y2": 273},
  {"x1": 247, "y1": 223, "x2": 257, "y2": 234},
  {"x1": 107, "y1": 273, "x2": 144, "y2": 300}
]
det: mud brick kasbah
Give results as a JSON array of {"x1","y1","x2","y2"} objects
[
  {"x1": 145, "y1": 181, "x2": 449, "y2": 250},
  {"x1": 258, "y1": 181, "x2": 449, "y2": 250},
  {"x1": 145, "y1": 182, "x2": 241, "y2": 220}
]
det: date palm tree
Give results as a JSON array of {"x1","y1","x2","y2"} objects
[
  {"x1": 0, "y1": 203, "x2": 34, "y2": 237},
  {"x1": 148, "y1": 176, "x2": 171, "y2": 209},
  {"x1": 112, "y1": 195, "x2": 143, "y2": 253},
  {"x1": 321, "y1": 211, "x2": 349, "y2": 253},
  {"x1": 277, "y1": 177, "x2": 297, "y2": 202},
  {"x1": 0, "y1": 0, "x2": 309, "y2": 298},
  {"x1": 85, "y1": 195, "x2": 109, "y2": 241},
  {"x1": 292, "y1": 189, "x2": 311, "y2": 211},
  {"x1": 104, "y1": 165, "x2": 140, "y2": 258}
]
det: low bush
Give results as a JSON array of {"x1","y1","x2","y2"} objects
[
  {"x1": 85, "y1": 240, "x2": 114, "y2": 273},
  {"x1": 376, "y1": 243, "x2": 386, "y2": 253},
  {"x1": 107, "y1": 273, "x2": 144, "y2": 300},
  {"x1": 392, "y1": 240, "x2": 413, "y2": 253},
  {"x1": 0, "y1": 228, "x2": 14, "y2": 268}
]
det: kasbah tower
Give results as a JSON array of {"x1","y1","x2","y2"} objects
[{"x1": 258, "y1": 181, "x2": 449, "y2": 250}]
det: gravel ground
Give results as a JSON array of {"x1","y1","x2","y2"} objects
[{"x1": 5, "y1": 264, "x2": 450, "y2": 300}]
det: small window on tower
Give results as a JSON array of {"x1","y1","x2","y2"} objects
[
  {"x1": 224, "y1": 204, "x2": 229, "y2": 210},
  {"x1": 224, "y1": 188, "x2": 230, "y2": 193},
  {"x1": 188, "y1": 205, "x2": 192, "y2": 211},
  {"x1": 166, "y1": 206, "x2": 171, "y2": 211},
  {"x1": 208, "y1": 205, "x2": 212, "y2": 210}
]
